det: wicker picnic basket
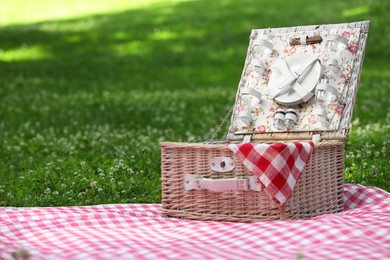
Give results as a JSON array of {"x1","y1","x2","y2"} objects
[{"x1": 161, "y1": 21, "x2": 370, "y2": 222}]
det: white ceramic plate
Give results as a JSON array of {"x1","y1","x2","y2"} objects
[{"x1": 268, "y1": 53, "x2": 321, "y2": 106}]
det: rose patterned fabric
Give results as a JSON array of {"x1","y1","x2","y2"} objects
[{"x1": 231, "y1": 27, "x2": 361, "y2": 135}]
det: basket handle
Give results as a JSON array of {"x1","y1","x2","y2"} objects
[
  {"x1": 184, "y1": 174, "x2": 262, "y2": 192},
  {"x1": 290, "y1": 36, "x2": 323, "y2": 46}
]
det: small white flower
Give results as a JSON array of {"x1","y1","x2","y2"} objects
[{"x1": 90, "y1": 181, "x2": 97, "y2": 189}]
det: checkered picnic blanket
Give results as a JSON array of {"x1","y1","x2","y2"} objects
[{"x1": 1, "y1": 184, "x2": 389, "y2": 260}]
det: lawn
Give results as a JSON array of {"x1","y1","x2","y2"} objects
[{"x1": 0, "y1": 0, "x2": 389, "y2": 206}]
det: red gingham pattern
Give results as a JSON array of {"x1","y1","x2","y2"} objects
[
  {"x1": 343, "y1": 184, "x2": 390, "y2": 210},
  {"x1": 228, "y1": 142, "x2": 314, "y2": 205},
  {"x1": 1, "y1": 184, "x2": 389, "y2": 260}
]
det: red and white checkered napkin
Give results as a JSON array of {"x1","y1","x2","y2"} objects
[
  {"x1": 0, "y1": 185, "x2": 389, "y2": 260},
  {"x1": 228, "y1": 141, "x2": 314, "y2": 205}
]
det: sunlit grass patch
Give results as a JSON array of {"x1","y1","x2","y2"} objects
[
  {"x1": 0, "y1": 45, "x2": 51, "y2": 61},
  {"x1": 342, "y1": 6, "x2": 370, "y2": 17},
  {"x1": 0, "y1": 0, "x2": 191, "y2": 26}
]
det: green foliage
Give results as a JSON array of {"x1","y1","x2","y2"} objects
[{"x1": 0, "y1": 0, "x2": 389, "y2": 206}]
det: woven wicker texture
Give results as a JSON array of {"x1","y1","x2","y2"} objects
[{"x1": 161, "y1": 141, "x2": 344, "y2": 222}]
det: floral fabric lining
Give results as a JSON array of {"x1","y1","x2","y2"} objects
[{"x1": 231, "y1": 28, "x2": 361, "y2": 134}]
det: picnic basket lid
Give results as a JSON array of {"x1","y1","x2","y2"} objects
[{"x1": 226, "y1": 21, "x2": 370, "y2": 141}]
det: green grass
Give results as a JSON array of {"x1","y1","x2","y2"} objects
[{"x1": 0, "y1": 0, "x2": 389, "y2": 206}]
